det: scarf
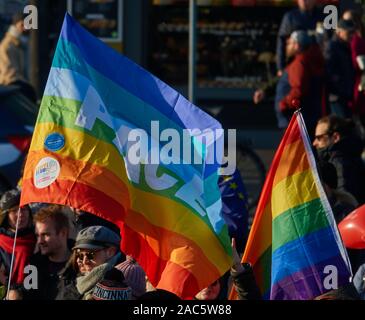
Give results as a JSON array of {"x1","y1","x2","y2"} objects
[
  {"x1": 76, "y1": 252, "x2": 121, "y2": 300},
  {"x1": 0, "y1": 231, "x2": 36, "y2": 284}
]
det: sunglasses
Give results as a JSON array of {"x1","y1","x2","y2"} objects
[
  {"x1": 314, "y1": 132, "x2": 330, "y2": 141},
  {"x1": 75, "y1": 249, "x2": 103, "y2": 262}
]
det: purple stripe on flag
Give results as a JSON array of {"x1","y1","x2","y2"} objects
[{"x1": 270, "y1": 255, "x2": 351, "y2": 300}]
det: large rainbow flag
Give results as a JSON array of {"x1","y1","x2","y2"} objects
[
  {"x1": 235, "y1": 112, "x2": 352, "y2": 300},
  {"x1": 20, "y1": 14, "x2": 232, "y2": 299}
]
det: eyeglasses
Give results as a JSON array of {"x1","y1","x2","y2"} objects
[
  {"x1": 75, "y1": 249, "x2": 103, "y2": 262},
  {"x1": 314, "y1": 133, "x2": 330, "y2": 141}
]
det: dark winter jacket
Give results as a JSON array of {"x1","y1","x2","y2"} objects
[
  {"x1": 277, "y1": 7, "x2": 325, "y2": 71},
  {"x1": 317, "y1": 135, "x2": 365, "y2": 204},
  {"x1": 231, "y1": 263, "x2": 262, "y2": 300},
  {"x1": 22, "y1": 252, "x2": 69, "y2": 300},
  {"x1": 324, "y1": 35, "x2": 355, "y2": 106},
  {"x1": 55, "y1": 259, "x2": 80, "y2": 300}
]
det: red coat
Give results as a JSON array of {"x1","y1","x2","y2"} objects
[
  {"x1": 279, "y1": 44, "x2": 326, "y2": 133},
  {"x1": 280, "y1": 44, "x2": 325, "y2": 112}
]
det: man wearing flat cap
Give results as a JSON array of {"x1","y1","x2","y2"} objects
[{"x1": 56, "y1": 225, "x2": 129, "y2": 300}]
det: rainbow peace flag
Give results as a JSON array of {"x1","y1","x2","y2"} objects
[
  {"x1": 241, "y1": 112, "x2": 351, "y2": 300},
  {"x1": 20, "y1": 14, "x2": 232, "y2": 298}
]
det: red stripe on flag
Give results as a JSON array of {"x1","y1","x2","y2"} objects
[
  {"x1": 121, "y1": 224, "x2": 201, "y2": 299},
  {"x1": 20, "y1": 178, "x2": 127, "y2": 225}
]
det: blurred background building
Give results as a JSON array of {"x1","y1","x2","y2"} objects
[{"x1": 1, "y1": 0, "x2": 361, "y2": 129}]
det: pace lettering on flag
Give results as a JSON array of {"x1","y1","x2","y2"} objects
[{"x1": 20, "y1": 13, "x2": 232, "y2": 299}]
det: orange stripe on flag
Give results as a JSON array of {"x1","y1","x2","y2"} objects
[
  {"x1": 273, "y1": 139, "x2": 309, "y2": 187},
  {"x1": 125, "y1": 209, "x2": 222, "y2": 289},
  {"x1": 121, "y1": 224, "x2": 200, "y2": 299},
  {"x1": 22, "y1": 150, "x2": 130, "y2": 209}
]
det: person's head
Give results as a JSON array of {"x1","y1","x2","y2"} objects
[
  {"x1": 195, "y1": 279, "x2": 221, "y2": 300},
  {"x1": 312, "y1": 115, "x2": 353, "y2": 150},
  {"x1": 343, "y1": 9, "x2": 365, "y2": 37},
  {"x1": 297, "y1": 0, "x2": 317, "y2": 12},
  {"x1": 336, "y1": 19, "x2": 356, "y2": 43},
  {"x1": 33, "y1": 205, "x2": 70, "y2": 258},
  {"x1": 72, "y1": 226, "x2": 121, "y2": 275},
  {"x1": 116, "y1": 256, "x2": 146, "y2": 299},
  {"x1": 12, "y1": 12, "x2": 25, "y2": 34},
  {"x1": 286, "y1": 30, "x2": 312, "y2": 58},
  {"x1": 0, "y1": 188, "x2": 31, "y2": 231}
]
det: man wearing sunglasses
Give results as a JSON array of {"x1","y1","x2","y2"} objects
[
  {"x1": 313, "y1": 115, "x2": 365, "y2": 205},
  {"x1": 56, "y1": 225, "x2": 128, "y2": 300}
]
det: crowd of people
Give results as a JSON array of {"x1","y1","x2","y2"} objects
[
  {"x1": 0, "y1": 192, "x2": 258, "y2": 301},
  {"x1": 1, "y1": 1, "x2": 365, "y2": 301}
]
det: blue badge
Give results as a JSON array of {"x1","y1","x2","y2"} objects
[{"x1": 44, "y1": 133, "x2": 65, "y2": 152}]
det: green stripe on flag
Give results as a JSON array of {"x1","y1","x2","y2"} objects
[{"x1": 272, "y1": 198, "x2": 329, "y2": 252}]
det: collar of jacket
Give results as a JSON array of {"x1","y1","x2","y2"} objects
[{"x1": 76, "y1": 252, "x2": 122, "y2": 296}]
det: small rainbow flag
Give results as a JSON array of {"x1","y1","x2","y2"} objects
[
  {"x1": 238, "y1": 112, "x2": 352, "y2": 300},
  {"x1": 20, "y1": 14, "x2": 232, "y2": 299}
]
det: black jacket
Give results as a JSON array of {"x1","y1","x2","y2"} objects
[
  {"x1": 22, "y1": 252, "x2": 69, "y2": 300},
  {"x1": 55, "y1": 260, "x2": 81, "y2": 300},
  {"x1": 318, "y1": 136, "x2": 365, "y2": 204},
  {"x1": 231, "y1": 263, "x2": 262, "y2": 300},
  {"x1": 324, "y1": 36, "x2": 355, "y2": 105}
]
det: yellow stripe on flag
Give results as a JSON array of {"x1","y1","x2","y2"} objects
[{"x1": 271, "y1": 169, "x2": 319, "y2": 220}]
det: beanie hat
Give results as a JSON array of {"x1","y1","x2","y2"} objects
[
  {"x1": 116, "y1": 255, "x2": 146, "y2": 298},
  {"x1": 92, "y1": 268, "x2": 132, "y2": 300},
  {"x1": 0, "y1": 188, "x2": 21, "y2": 225}
]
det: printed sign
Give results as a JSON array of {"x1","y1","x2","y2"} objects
[
  {"x1": 44, "y1": 132, "x2": 65, "y2": 152},
  {"x1": 34, "y1": 157, "x2": 60, "y2": 189}
]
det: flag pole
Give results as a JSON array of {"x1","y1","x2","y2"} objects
[{"x1": 5, "y1": 208, "x2": 21, "y2": 300}]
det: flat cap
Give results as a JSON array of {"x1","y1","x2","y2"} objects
[{"x1": 73, "y1": 225, "x2": 121, "y2": 250}]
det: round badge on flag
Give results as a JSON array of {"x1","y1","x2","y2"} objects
[
  {"x1": 34, "y1": 157, "x2": 60, "y2": 189},
  {"x1": 44, "y1": 132, "x2": 65, "y2": 152}
]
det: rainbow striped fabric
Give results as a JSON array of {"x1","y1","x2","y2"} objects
[
  {"x1": 20, "y1": 14, "x2": 232, "y2": 298},
  {"x1": 242, "y1": 112, "x2": 351, "y2": 300}
]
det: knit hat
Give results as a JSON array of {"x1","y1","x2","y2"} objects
[
  {"x1": 73, "y1": 225, "x2": 121, "y2": 250},
  {"x1": 0, "y1": 188, "x2": 21, "y2": 225},
  {"x1": 116, "y1": 256, "x2": 146, "y2": 298},
  {"x1": 92, "y1": 268, "x2": 132, "y2": 300}
]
